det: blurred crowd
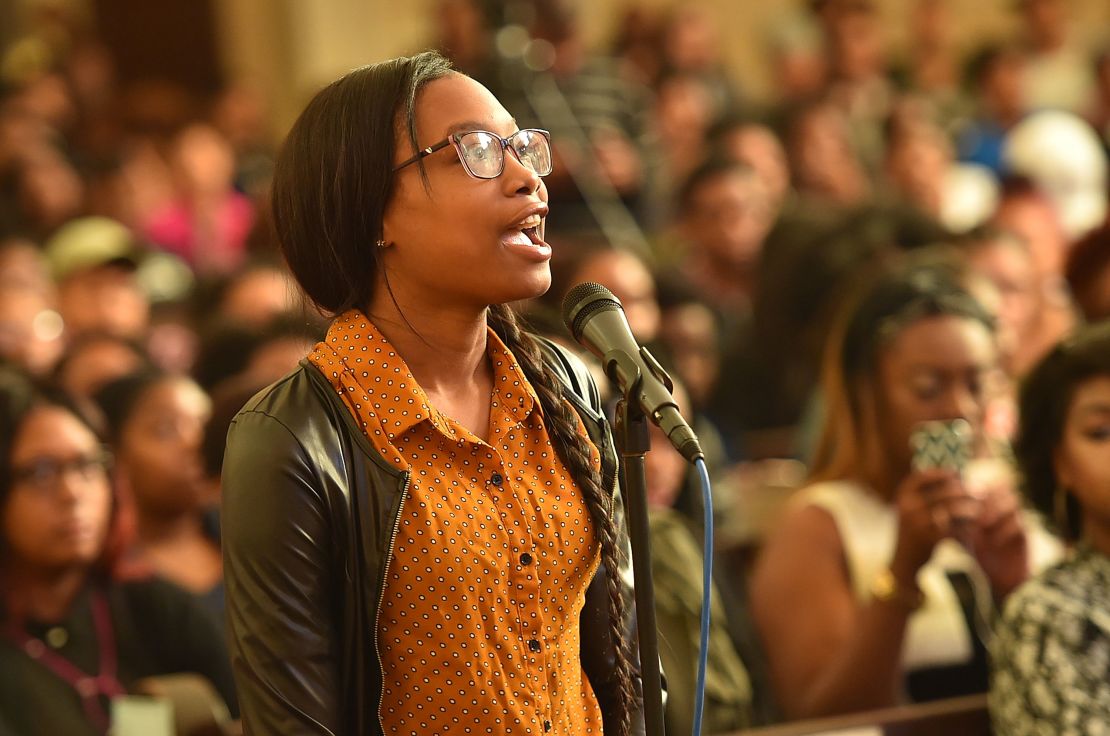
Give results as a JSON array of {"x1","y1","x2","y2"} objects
[{"x1": 1, "y1": 0, "x2": 1110, "y2": 733}]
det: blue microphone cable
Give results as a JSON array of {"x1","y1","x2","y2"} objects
[{"x1": 692, "y1": 457, "x2": 713, "y2": 736}]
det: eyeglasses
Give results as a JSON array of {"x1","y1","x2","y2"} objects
[
  {"x1": 10, "y1": 450, "x2": 113, "y2": 496},
  {"x1": 393, "y1": 129, "x2": 553, "y2": 180}
]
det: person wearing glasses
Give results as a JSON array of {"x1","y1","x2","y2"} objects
[
  {"x1": 0, "y1": 368, "x2": 236, "y2": 736},
  {"x1": 220, "y1": 51, "x2": 645, "y2": 736}
]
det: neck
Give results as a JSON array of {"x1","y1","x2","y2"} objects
[
  {"x1": 6, "y1": 565, "x2": 88, "y2": 623},
  {"x1": 1083, "y1": 518, "x2": 1110, "y2": 560},
  {"x1": 135, "y1": 506, "x2": 204, "y2": 548},
  {"x1": 857, "y1": 458, "x2": 901, "y2": 503},
  {"x1": 364, "y1": 283, "x2": 491, "y2": 396}
]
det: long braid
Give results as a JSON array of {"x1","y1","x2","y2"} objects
[{"x1": 488, "y1": 304, "x2": 636, "y2": 736}]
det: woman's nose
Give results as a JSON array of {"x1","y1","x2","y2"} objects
[{"x1": 502, "y1": 150, "x2": 541, "y2": 195}]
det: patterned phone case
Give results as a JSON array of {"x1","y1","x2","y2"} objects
[{"x1": 909, "y1": 419, "x2": 973, "y2": 472}]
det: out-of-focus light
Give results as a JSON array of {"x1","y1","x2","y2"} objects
[
  {"x1": 523, "y1": 40, "x2": 555, "y2": 71},
  {"x1": 496, "y1": 25, "x2": 531, "y2": 59}
]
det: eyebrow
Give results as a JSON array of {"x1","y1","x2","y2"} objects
[
  {"x1": 443, "y1": 118, "x2": 518, "y2": 136},
  {"x1": 1074, "y1": 402, "x2": 1110, "y2": 417}
]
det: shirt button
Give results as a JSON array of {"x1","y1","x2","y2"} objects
[
  {"x1": 520, "y1": 552, "x2": 533, "y2": 566},
  {"x1": 544, "y1": 720, "x2": 552, "y2": 732},
  {"x1": 490, "y1": 472, "x2": 504, "y2": 486},
  {"x1": 528, "y1": 638, "x2": 541, "y2": 652}
]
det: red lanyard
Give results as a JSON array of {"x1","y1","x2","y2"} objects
[{"x1": 7, "y1": 588, "x2": 127, "y2": 734}]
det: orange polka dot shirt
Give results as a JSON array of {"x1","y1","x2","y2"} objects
[{"x1": 308, "y1": 310, "x2": 604, "y2": 735}]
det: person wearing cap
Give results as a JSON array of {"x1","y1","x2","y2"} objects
[{"x1": 44, "y1": 217, "x2": 150, "y2": 341}]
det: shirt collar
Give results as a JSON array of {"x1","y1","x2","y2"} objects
[{"x1": 322, "y1": 310, "x2": 541, "y2": 441}]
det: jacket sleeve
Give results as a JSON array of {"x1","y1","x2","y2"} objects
[{"x1": 221, "y1": 408, "x2": 341, "y2": 736}]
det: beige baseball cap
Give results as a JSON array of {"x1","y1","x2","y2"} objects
[{"x1": 44, "y1": 217, "x2": 141, "y2": 282}]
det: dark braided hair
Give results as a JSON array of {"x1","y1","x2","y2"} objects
[
  {"x1": 487, "y1": 303, "x2": 636, "y2": 736},
  {"x1": 271, "y1": 51, "x2": 636, "y2": 732}
]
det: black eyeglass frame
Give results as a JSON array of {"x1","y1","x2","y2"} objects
[{"x1": 392, "y1": 128, "x2": 553, "y2": 179}]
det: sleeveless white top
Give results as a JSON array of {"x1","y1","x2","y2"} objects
[{"x1": 794, "y1": 480, "x2": 992, "y2": 672}]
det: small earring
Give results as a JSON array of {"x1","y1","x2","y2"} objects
[{"x1": 376, "y1": 239, "x2": 388, "y2": 249}]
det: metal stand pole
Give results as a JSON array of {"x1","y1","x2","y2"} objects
[{"x1": 613, "y1": 375, "x2": 666, "y2": 736}]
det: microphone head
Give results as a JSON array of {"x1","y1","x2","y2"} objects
[{"x1": 562, "y1": 282, "x2": 623, "y2": 341}]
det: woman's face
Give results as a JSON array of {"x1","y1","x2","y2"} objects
[
  {"x1": 380, "y1": 73, "x2": 552, "y2": 311},
  {"x1": 117, "y1": 378, "x2": 210, "y2": 514},
  {"x1": 1055, "y1": 376, "x2": 1110, "y2": 529},
  {"x1": 873, "y1": 315, "x2": 997, "y2": 472},
  {"x1": 3, "y1": 406, "x2": 112, "y2": 571}
]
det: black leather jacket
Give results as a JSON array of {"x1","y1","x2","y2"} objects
[{"x1": 222, "y1": 338, "x2": 645, "y2": 735}]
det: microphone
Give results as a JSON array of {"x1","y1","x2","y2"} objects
[{"x1": 562, "y1": 282, "x2": 704, "y2": 463}]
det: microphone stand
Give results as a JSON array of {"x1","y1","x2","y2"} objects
[{"x1": 608, "y1": 352, "x2": 666, "y2": 736}]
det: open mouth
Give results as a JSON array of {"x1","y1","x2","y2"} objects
[{"x1": 505, "y1": 213, "x2": 546, "y2": 246}]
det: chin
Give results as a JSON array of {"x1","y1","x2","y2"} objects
[{"x1": 495, "y1": 273, "x2": 552, "y2": 305}]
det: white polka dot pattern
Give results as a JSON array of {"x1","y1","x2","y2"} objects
[{"x1": 309, "y1": 310, "x2": 603, "y2": 735}]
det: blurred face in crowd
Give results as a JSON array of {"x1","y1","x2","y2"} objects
[
  {"x1": 58, "y1": 337, "x2": 146, "y2": 401},
  {"x1": 57, "y1": 265, "x2": 149, "y2": 340},
  {"x1": 654, "y1": 75, "x2": 716, "y2": 148},
  {"x1": 828, "y1": 7, "x2": 885, "y2": 81},
  {"x1": 871, "y1": 315, "x2": 996, "y2": 473},
  {"x1": 721, "y1": 125, "x2": 791, "y2": 209},
  {"x1": 658, "y1": 301, "x2": 719, "y2": 409},
  {"x1": 0, "y1": 288, "x2": 65, "y2": 377},
  {"x1": 681, "y1": 169, "x2": 773, "y2": 271},
  {"x1": 244, "y1": 335, "x2": 315, "y2": 385},
  {"x1": 645, "y1": 380, "x2": 693, "y2": 510},
  {"x1": 571, "y1": 250, "x2": 660, "y2": 342},
  {"x1": 1023, "y1": 0, "x2": 1067, "y2": 49},
  {"x1": 965, "y1": 238, "x2": 1038, "y2": 374},
  {"x1": 884, "y1": 106, "x2": 951, "y2": 216},
  {"x1": 171, "y1": 124, "x2": 237, "y2": 199},
  {"x1": 992, "y1": 193, "x2": 1067, "y2": 280},
  {"x1": 1054, "y1": 375, "x2": 1110, "y2": 537},
  {"x1": 0, "y1": 239, "x2": 53, "y2": 295},
  {"x1": 17, "y1": 145, "x2": 85, "y2": 231},
  {"x1": 219, "y1": 267, "x2": 298, "y2": 328},
  {"x1": 663, "y1": 6, "x2": 720, "y2": 71},
  {"x1": 116, "y1": 377, "x2": 210, "y2": 517},
  {"x1": 980, "y1": 52, "x2": 1026, "y2": 121},
  {"x1": 4, "y1": 405, "x2": 112, "y2": 572},
  {"x1": 791, "y1": 103, "x2": 868, "y2": 205}
]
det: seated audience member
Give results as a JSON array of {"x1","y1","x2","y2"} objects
[
  {"x1": 952, "y1": 227, "x2": 1039, "y2": 378},
  {"x1": 43, "y1": 217, "x2": 150, "y2": 342},
  {"x1": 990, "y1": 177, "x2": 1078, "y2": 379},
  {"x1": 141, "y1": 124, "x2": 255, "y2": 276},
  {"x1": 53, "y1": 333, "x2": 149, "y2": 405},
  {"x1": 0, "y1": 369, "x2": 236, "y2": 735},
  {"x1": 991, "y1": 320, "x2": 1110, "y2": 733},
  {"x1": 671, "y1": 159, "x2": 775, "y2": 322},
  {"x1": 93, "y1": 371, "x2": 223, "y2": 619},
  {"x1": 1065, "y1": 222, "x2": 1110, "y2": 323},
  {"x1": 645, "y1": 378, "x2": 752, "y2": 735},
  {"x1": 192, "y1": 313, "x2": 321, "y2": 393},
  {"x1": 750, "y1": 263, "x2": 1030, "y2": 719},
  {"x1": 709, "y1": 116, "x2": 792, "y2": 214},
  {"x1": 212, "y1": 260, "x2": 300, "y2": 329}
]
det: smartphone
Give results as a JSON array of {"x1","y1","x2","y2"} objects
[{"x1": 909, "y1": 418, "x2": 973, "y2": 474}]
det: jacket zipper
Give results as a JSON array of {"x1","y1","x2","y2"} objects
[{"x1": 373, "y1": 470, "x2": 410, "y2": 734}]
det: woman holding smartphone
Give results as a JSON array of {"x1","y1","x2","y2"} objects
[
  {"x1": 220, "y1": 52, "x2": 643, "y2": 735},
  {"x1": 750, "y1": 261, "x2": 1030, "y2": 719}
]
